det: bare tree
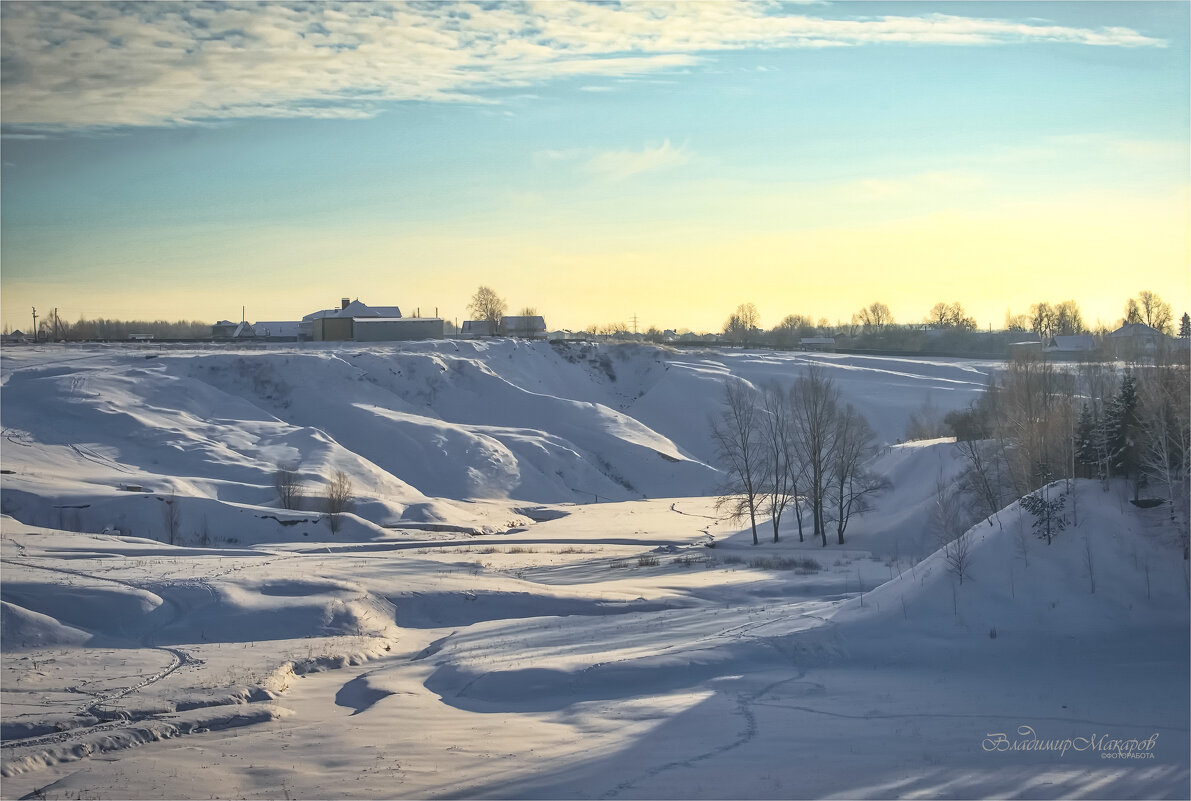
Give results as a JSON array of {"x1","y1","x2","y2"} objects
[
  {"x1": 161, "y1": 490, "x2": 181, "y2": 546},
  {"x1": 1137, "y1": 364, "x2": 1191, "y2": 555},
  {"x1": 1030, "y1": 302, "x2": 1057, "y2": 339},
  {"x1": 954, "y1": 437, "x2": 1011, "y2": 525},
  {"x1": 791, "y1": 363, "x2": 840, "y2": 546},
  {"x1": 711, "y1": 380, "x2": 767, "y2": 545},
  {"x1": 325, "y1": 470, "x2": 354, "y2": 534},
  {"x1": 927, "y1": 302, "x2": 952, "y2": 329},
  {"x1": 759, "y1": 381, "x2": 802, "y2": 543},
  {"x1": 274, "y1": 462, "x2": 304, "y2": 510},
  {"x1": 1132, "y1": 291, "x2": 1174, "y2": 334},
  {"x1": 905, "y1": 394, "x2": 949, "y2": 441},
  {"x1": 831, "y1": 404, "x2": 888, "y2": 545},
  {"x1": 999, "y1": 353, "x2": 1075, "y2": 496},
  {"x1": 468, "y1": 286, "x2": 507, "y2": 337},
  {"x1": 931, "y1": 473, "x2": 973, "y2": 584},
  {"x1": 1053, "y1": 300, "x2": 1085, "y2": 336}
]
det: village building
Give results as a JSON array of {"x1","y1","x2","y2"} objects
[
  {"x1": 800, "y1": 336, "x2": 836, "y2": 352},
  {"x1": 459, "y1": 320, "x2": 496, "y2": 338},
  {"x1": 1043, "y1": 334, "x2": 1098, "y2": 360},
  {"x1": 500, "y1": 315, "x2": 548, "y2": 339},
  {"x1": 247, "y1": 321, "x2": 302, "y2": 341},
  {"x1": 1109, "y1": 322, "x2": 1165, "y2": 361},
  {"x1": 304, "y1": 298, "x2": 443, "y2": 342},
  {"x1": 211, "y1": 320, "x2": 239, "y2": 339}
]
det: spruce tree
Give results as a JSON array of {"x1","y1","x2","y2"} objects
[
  {"x1": 1107, "y1": 374, "x2": 1142, "y2": 499},
  {"x1": 1075, "y1": 403, "x2": 1097, "y2": 477}
]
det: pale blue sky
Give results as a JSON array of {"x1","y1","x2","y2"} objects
[{"x1": 2, "y1": 1, "x2": 1187, "y2": 332}]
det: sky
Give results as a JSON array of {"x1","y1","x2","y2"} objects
[{"x1": 1, "y1": 1, "x2": 1188, "y2": 334}]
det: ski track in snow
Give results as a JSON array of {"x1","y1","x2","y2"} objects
[
  {"x1": 0, "y1": 557, "x2": 201, "y2": 720},
  {"x1": 599, "y1": 674, "x2": 804, "y2": 800}
]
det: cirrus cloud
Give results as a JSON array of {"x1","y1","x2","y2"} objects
[{"x1": 0, "y1": 1, "x2": 1167, "y2": 130}]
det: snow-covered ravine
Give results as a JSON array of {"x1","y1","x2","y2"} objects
[{"x1": 1, "y1": 342, "x2": 1187, "y2": 799}]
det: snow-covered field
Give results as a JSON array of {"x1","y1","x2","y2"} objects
[{"x1": 1, "y1": 341, "x2": 1187, "y2": 799}]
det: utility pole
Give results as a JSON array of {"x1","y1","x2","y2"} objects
[
  {"x1": 31, "y1": 307, "x2": 38, "y2": 342},
  {"x1": 630, "y1": 313, "x2": 638, "y2": 334}
]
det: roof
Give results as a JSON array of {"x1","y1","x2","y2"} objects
[
  {"x1": 303, "y1": 300, "x2": 402, "y2": 321},
  {"x1": 800, "y1": 337, "x2": 835, "y2": 345},
  {"x1": 1110, "y1": 322, "x2": 1162, "y2": 338},
  {"x1": 500, "y1": 315, "x2": 547, "y2": 329},
  {"x1": 1046, "y1": 334, "x2": 1096, "y2": 352},
  {"x1": 251, "y1": 321, "x2": 301, "y2": 338}
]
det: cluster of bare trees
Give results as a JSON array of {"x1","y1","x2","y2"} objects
[
  {"x1": 945, "y1": 354, "x2": 1190, "y2": 553},
  {"x1": 723, "y1": 303, "x2": 760, "y2": 347},
  {"x1": 1124, "y1": 290, "x2": 1174, "y2": 334},
  {"x1": 273, "y1": 463, "x2": 355, "y2": 533},
  {"x1": 926, "y1": 302, "x2": 977, "y2": 331},
  {"x1": 711, "y1": 365, "x2": 888, "y2": 547}
]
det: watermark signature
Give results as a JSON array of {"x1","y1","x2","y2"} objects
[{"x1": 983, "y1": 726, "x2": 1158, "y2": 760}]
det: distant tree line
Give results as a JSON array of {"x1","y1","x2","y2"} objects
[
  {"x1": 5, "y1": 314, "x2": 213, "y2": 341},
  {"x1": 711, "y1": 364, "x2": 889, "y2": 547},
  {"x1": 702, "y1": 291, "x2": 1187, "y2": 357}
]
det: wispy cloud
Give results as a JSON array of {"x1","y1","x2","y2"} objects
[
  {"x1": 0, "y1": 2, "x2": 1166, "y2": 130},
  {"x1": 582, "y1": 140, "x2": 693, "y2": 182}
]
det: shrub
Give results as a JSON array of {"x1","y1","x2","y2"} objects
[{"x1": 747, "y1": 556, "x2": 822, "y2": 571}]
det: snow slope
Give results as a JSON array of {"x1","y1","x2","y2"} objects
[
  {"x1": 1, "y1": 341, "x2": 993, "y2": 545},
  {"x1": 2, "y1": 341, "x2": 1184, "y2": 800},
  {"x1": 2, "y1": 485, "x2": 1184, "y2": 799}
]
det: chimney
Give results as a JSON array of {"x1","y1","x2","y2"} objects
[{"x1": 341, "y1": 297, "x2": 350, "y2": 310}]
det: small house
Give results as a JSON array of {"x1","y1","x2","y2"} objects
[
  {"x1": 800, "y1": 336, "x2": 836, "y2": 352},
  {"x1": 460, "y1": 320, "x2": 496, "y2": 338},
  {"x1": 500, "y1": 315, "x2": 547, "y2": 339},
  {"x1": 1044, "y1": 334, "x2": 1097, "y2": 360},
  {"x1": 1110, "y1": 323, "x2": 1168, "y2": 361}
]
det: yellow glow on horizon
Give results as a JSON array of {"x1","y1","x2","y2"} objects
[{"x1": 3, "y1": 188, "x2": 1186, "y2": 335}]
